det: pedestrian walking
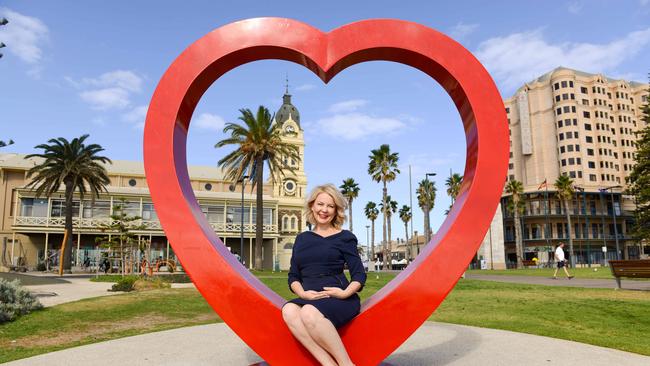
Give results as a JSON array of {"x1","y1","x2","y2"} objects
[{"x1": 553, "y1": 242, "x2": 574, "y2": 279}]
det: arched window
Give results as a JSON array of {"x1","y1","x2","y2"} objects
[
  {"x1": 291, "y1": 217, "x2": 297, "y2": 230},
  {"x1": 283, "y1": 216, "x2": 289, "y2": 230}
]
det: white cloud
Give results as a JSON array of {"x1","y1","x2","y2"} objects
[
  {"x1": 122, "y1": 105, "x2": 148, "y2": 126},
  {"x1": 82, "y1": 70, "x2": 143, "y2": 92},
  {"x1": 328, "y1": 99, "x2": 368, "y2": 113},
  {"x1": 449, "y1": 22, "x2": 479, "y2": 41},
  {"x1": 476, "y1": 28, "x2": 650, "y2": 93},
  {"x1": 404, "y1": 153, "x2": 458, "y2": 181},
  {"x1": 567, "y1": 1, "x2": 583, "y2": 14},
  {"x1": 641, "y1": 0, "x2": 649, "y2": 6},
  {"x1": 295, "y1": 83, "x2": 315, "y2": 91},
  {"x1": 0, "y1": 8, "x2": 48, "y2": 64},
  {"x1": 314, "y1": 113, "x2": 406, "y2": 140},
  {"x1": 194, "y1": 113, "x2": 226, "y2": 131},
  {"x1": 80, "y1": 88, "x2": 130, "y2": 110},
  {"x1": 72, "y1": 70, "x2": 144, "y2": 111}
]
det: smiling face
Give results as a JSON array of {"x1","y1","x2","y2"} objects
[{"x1": 311, "y1": 192, "x2": 337, "y2": 227}]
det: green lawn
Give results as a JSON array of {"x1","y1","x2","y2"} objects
[
  {"x1": 1, "y1": 272, "x2": 649, "y2": 362},
  {"x1": 466, "y1": 267, "x2": 619, "y2": 279}
]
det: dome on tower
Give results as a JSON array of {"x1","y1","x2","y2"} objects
[{"x1": 276, "y1": 89, "x2": 300, "y2": 126}]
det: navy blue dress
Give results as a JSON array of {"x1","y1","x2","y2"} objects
[{"x1": 286, "y1": 230, "x2": 367, "y2": 328}]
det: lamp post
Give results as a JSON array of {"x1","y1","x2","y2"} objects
[
  {"x1": 365, "y1": 224, "x2": 370, "y2": 266},
  {"x1": 239, "y1": 175, "x2": 249, "y2": 264},
  {"x1": 574, "y1": 186, "x2": 591, "y2": 267},
  {"x1": 600, "y1": 185, "x2": 622, "y2": 260}
]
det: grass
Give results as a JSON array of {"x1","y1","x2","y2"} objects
[
  {"x1": 1, "y1": 271, "x2": 649, "y2": 362},
  {"x1": 466, "y1": 267, "x2": 619, "y2": 279}
]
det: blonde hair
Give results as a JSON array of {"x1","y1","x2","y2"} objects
[{"x1": 305, "y1": 184, "x2": 347, "y2": 230}]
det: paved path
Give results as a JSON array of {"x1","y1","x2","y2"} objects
[
  {"x1": 4, "y1": 322, "x2": 649, "y2": 366},
  {"x1": 465, "y1": 273, "x2": 650, "y2": 290},
  {"x1": 1, "y1": 272, "x2": 117, "y2": 307}
]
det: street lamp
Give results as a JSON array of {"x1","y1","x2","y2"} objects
[
  {"x1": 365, "y1": 224, "x2": 370, "y2": 266},
  {"x1": 574, "y1": 186, "x2": 591, "y2": 267},
  {"x1": 599, "y1": 185, "x2": 622, "y2": 260},
  {"x1": 238, "y1": 175, "x2": 249, "y2": 264}
]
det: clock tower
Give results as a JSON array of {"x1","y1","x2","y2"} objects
[{"x1": 274, "y1": 85, "x2": 307, "y2": 201}]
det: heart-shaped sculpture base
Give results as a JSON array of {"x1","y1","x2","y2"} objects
[{"x1": 143, "y1": 17, "x2": 508, "y2": 365}]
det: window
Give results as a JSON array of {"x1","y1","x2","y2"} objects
[
  {"x1": 575, "y1": 144, "x2": 580, "y2": 152},
  {"x1": 589, "y1": 174, "x2": 597, "y2": 182},
  {"x1": 142, "y1": 203, "x2": 158, "y2": 221},
  {"x1": 588, "y1": 161, "x2": 595, "y2": 168},
  {"x1": 554, "y1": 83, "x2": 560, "y2": 90},
  {"x1": 560, "y1": 146, "x2": 565, "y2": 153},
  {"x1": 585, "y1": 123, "x2": 592, "y2": 130},
  {"x1": 509, "y1": 163, "x2": 514, "y2": 169},
  {"x1": 50, "y1": 200, "x2": 80, "y2": 218},
  {"x1": 555, "y1": 95, "x2": 561, "y2": 102},
  {"x1": 569, "y1": 81, "x2": 574, "y2": 87},
  {"x1": 204, "y1": 183, "x2": 212, "y2": 191},
  {"x1": 582, "y1": 99, "x2": 589, "y2": 105},
  {"x1": 128, "y1": 179, "x2": 137, "y2": 187},
  {"x1": 203, "y1": 205, "x2": 225, "y2": 223},
  {"x1": 561, "y1": 159, "x2": 567, "y2": 166},
  {"x1": 561, "y1": 81, "x2": 567, "y2": 88},
  {"x1": 587, "y1": 148, "x2": 594, "y2": 156},
  {"x1": 567, "y1": 145, "x2": 574, "y2": 152},
  {"x1": 569, "y1": 171, "x2": 576, "y2": 178},
  {"x1": 566, "y1": 131, "x2": 573, "y2": 139},
  {"x1": 20, "y1": 198, "x2": 49, "y2": 217},
  {"x1": 563, "y1": 106, "x2": 570, "y2": 113},
  {"x1": 568, "y1": 158, "x2": 575, "y2": 165},
  {"x1": 559, "y1": 133, "x2": 564, "y2": 140},
  {"x1": 583, "y1": 111, "x2": 590, "y2": 118},
  {"x1": 505, "y1": 107, "x2": 510, "y2": 113},
  {"x1": 586, "y1": 136, "x2": 593, "y2": 143},
  {"x1": 558, "y1": 120, "x2": 563, "y2": 128},
  {"x1": 556, "y1": 108, "x2": 562, "y2": 115},
  {"x1": 581, "y1": 87, "x2": 588, "y2": 93}
]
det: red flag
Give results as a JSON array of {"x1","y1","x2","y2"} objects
[{"x1": 537, "y1": 179, "x2": 547, "y2": 190}]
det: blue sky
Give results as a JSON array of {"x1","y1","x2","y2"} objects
[{"x1": 1, "y1": 1, "x2": 649, "y2": 244}]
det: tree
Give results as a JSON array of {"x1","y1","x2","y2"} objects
[
  {"x1": 554, "y1": 175, "x2": 576, "y2": 267},
  {"x1": 96, "y1": 199, "x2": 145, "y2": 276},
  {"x1": 379, "y1": 195, "x2": 398, "y2": 265},
  {"x1": 626, "y1": 80, "x2": 650, "y2": 242},
  {"x1": 340, "y1": 178, "x2": 360, "y2": 233},
  {"x1": 417, "y1": 179, "x2": 436, "y2": 245},
  {"x1": 445, "y1": 173, "x2": 463, "y2": 204},
  {"x1": 364, "y1": 202, "x2": 379, "y2": 261},
  {"x1": 368, "y1": 144, "x2": 400, "y2": 270},
  {"x1": 25, "y1": 135, "x2": 111, "y2": 273},
  {"x1": 215, "y1": 106, "x2": 300, "y2": 270},
  {"x1": 0, "y1": 139, "x2": 14, "y2": 148},
  {"x1": 505, "y1": 179, "x2": 525, "y2": 269},
  {"x1": 399, "y1": 205, "x2": 412, "y2": 260}
]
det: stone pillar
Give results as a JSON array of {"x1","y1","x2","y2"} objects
[{"x1": 477, "y1": 203, "x2": 506, "y2": 269}]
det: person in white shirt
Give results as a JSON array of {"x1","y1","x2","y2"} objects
[{"x1": 553, "y1": 242, "x2": 574, "y2": 279}]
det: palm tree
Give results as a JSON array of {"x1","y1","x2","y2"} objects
[
  {"x1": 554, "y1": 175, "x2": 576, "y2": 267},
  {"x1": 25, "y1": 135, "x2": 111, "y2": 273},
  {"x1": 340, "y1": 178, "x2": 360, "y2": 233},
  {"x1": 379, "y1": 196, "x2": 398, "y2": 263},
  {"x1": 368, "y1": 144, "x2": 400, "y2": 270},
  {"x1": 505, "y1": 179, "x2": 525, "y2": 269},
  {"x1": 215, "y1": 106, "x2": 300, "y2": 270},
  {"x1": 399, "y1": 205, "x2": 412, "y2": 260},
  {"x1": 446, "y1": 173, "x2": 463, "y2": 204},
  {"x1": 364, "y1": 201, "x2": 379, "y2": 261},
  {"x1": 417, "y1": 179, "x2": 436, "y2": 245}
]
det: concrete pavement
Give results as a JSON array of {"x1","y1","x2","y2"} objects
[{"x1": 4, "y1": 321, "x2": 649, "y2": 366}]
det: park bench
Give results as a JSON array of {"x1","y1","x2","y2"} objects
[
  {"x1": 608, "y1": 260, "x2": 650, "y2": 289},
  {"x1": 522, "y1": 260, "x2": 537, "y2": 267}
]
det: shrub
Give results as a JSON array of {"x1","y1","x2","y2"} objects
[
  {"x1": 133, "y1": 277, "x2": 171, "y2": 291},
  {"x1": 36, "y1": 263, "x2": 46, "y2": 271},
  {"x1": 0, "y1": 279, "x2": 43, "y2": 323},
  {"x1": 110, "y1": 276, "x2": 138, "y2": 292}
]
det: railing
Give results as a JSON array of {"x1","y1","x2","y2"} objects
[{"x1": 14, "y1": 216, "x2": 278, "y2": 233}]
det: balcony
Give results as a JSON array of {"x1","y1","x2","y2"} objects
[{"x1": 13, "y1": 216, "x2": 278, "y2": 234}]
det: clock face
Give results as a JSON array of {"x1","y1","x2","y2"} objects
[
  {"x1": 284, "y1": 180, "x2": 295, "y2": 192},
  {"x1": 285, "y1": 125, "x2": 295, "y2": 133}
]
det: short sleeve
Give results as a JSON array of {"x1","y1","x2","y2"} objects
[
  {"x1": 340, "y1": 232, "x2": 367, "y2": 291},
  {"x1": 287, "y1": 236, "x2": 302, "y2": 292}
]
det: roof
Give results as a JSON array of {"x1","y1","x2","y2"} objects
[
  {"x1": 0, "y1": 153, "x2": 227, "y2": 180},
  {"x1": 275, "y1": 93, "x2": 300, "y2": 126}
]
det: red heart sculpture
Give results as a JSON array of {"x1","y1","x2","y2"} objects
[{"x1": 143, "y1": 18, "x2": 508, "y2": 365}]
